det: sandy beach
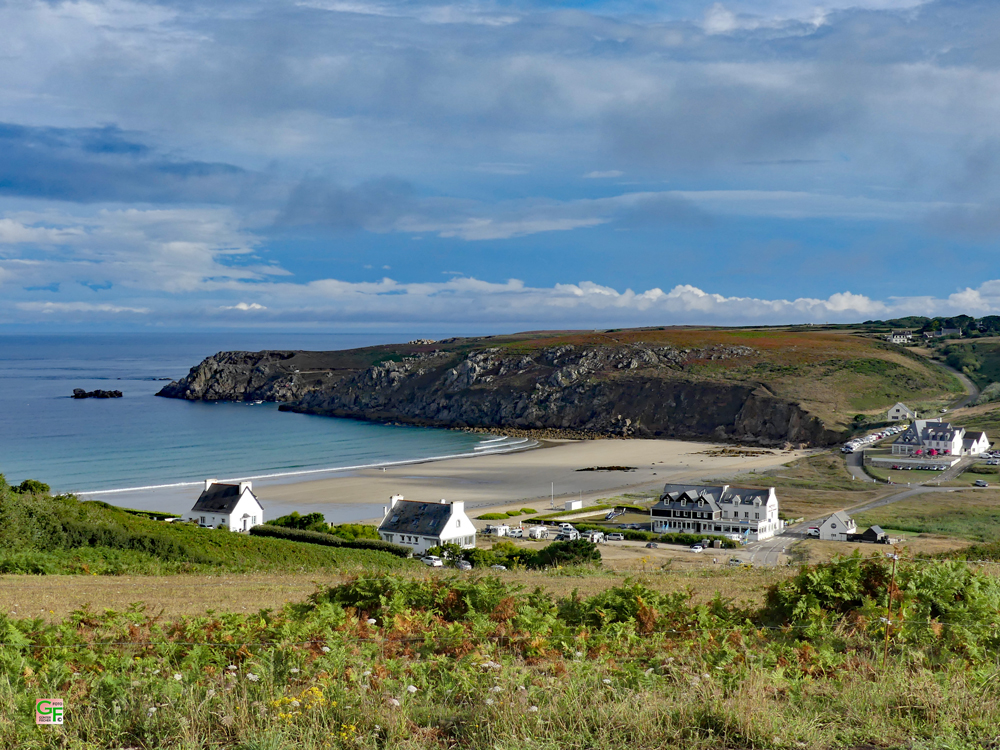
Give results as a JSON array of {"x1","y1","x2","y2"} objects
[{"x1": 253, "y1": 439, "x2": 808, "y2": 522}]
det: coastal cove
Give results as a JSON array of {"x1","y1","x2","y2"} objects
[{"x1": 0, "y1": 333, "x2": 508, "y2": 520}]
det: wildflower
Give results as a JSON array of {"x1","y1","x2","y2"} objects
[
  {"x1": 406, "y1": 685, "x2": 418, "y2": 694},
  {"x1": 152, "y1": 669, "x2": 160, "y2": 675},
  {"x1": 387, "y1": 698, "x2": 401, "y2": 707},
  {"x1": 528, "y1": 706, "x2": 539, "y2": 713},
  {"x1": 701, "y1": 673, "x2": 710, "y2": 680},
  {"x1": 206, "y1": 689, "x2": 216, "y2": 698},
  {"x1": 291, "y1": 700, "x2": 301, "y2": 708},
  {"x1": 147, "y1": 707, "x2": 157, "y2": 715},
  {"x1": 227, "y1": 665, "x2": 238, "y2": 671},
  {"x1": 174, "y1": 673, "x2": 183, "y2": 681},
  {"x1": 489, "y1": 686, "x2": 503, "y2": 693},
  {"x1": 290, "y1": 668, "x2": 300, "y2": 674},
  {"x1": 485, "y1": 698, "x2": 495, "y2": 706},
  {"x1": 367, "y1": 618, "x2": 377, "y2": 625},
  {"x1": 644, "y1": 668, "x2": 655, "y2": 676},
  {"x1": 321, "y1": 646, "x2": 331, "y2": 653},
  {"x1": 574, "y1": 651, "x2": 583, "y2": 658},
  {"x1": 247, "y1": 673, "x2": 260, "y2": 682},
  {"x1": 602, "y1": 679, "x2": 611, "y2": 685},
  {"x1": 517, "y1": 685, "x2": 526, "y2": 692},
  {"x1": 363, "y1": 670, "x2": 372, "y2": 677}
]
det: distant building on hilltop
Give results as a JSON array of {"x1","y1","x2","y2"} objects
[
  {"x1": 650, "y1": 483, "x2": 780, "y2": 542},
  {"x1": 888, "y1": 402, "x2": 916, "y2": 421},
  {"x1": 377, "y1": 495, "x2": 476, "y2": 554},
  {"x1": 187, "y1": 479, "x2": 264, "y2": 532},
  {"x1": 886, "y1": 330, "x2": 912, "y2": 344}
]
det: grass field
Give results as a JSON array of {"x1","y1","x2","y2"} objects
[
  {"x1": 855, "y1": 489, "x2": 1000, "y2": 542},
  {"x1": 864, "y1": 465, "x2": 944, "y2": 484},
  {"x1": 733, "y1": 452, "x2": 872, "y2": 491}
]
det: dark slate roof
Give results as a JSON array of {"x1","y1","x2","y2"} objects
[
  {"x1": 652, "y1": 484, "x2": 772, "y2": 513},
  {"x1": 191, "y1": 483, "x2": 258, "y2": 514},
  {"x1": 379, "y1": 500, "x2": 454, "y2": 537},
  {"x1": 966, "y1": 431, "x2": 986, "y2": 440},
  {"x1": 868, "y1": 525, "x2": 885, "y2": 535},
  {"x1": 895, "y1": 419, "x2": 962, "y2": 446}
]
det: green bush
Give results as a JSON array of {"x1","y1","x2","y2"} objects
[
  {"x1": 329, "y1": 523, "x2": 380, "y2": 541},
  {"x1": 269, "y1": 511, "x2": 329, "y2": 533},
  {"x1": 477, "y1": 513, "x2": 509, "y2": 520},
  {"x1": 16, "y1": 479, "x2": 50, "y2": 495},
  {"x1": 505, "y1": 510, "x2": 523, "y2": 517},
  {"x1": 520, "y1": 508, "x2": 537, "y2": 515},
  {"x1": 535, "y1": 539, "x2": 601, "y2": 568},
  {"x1": 249, "y1": 524, "x2": 412, "y2": 557}
]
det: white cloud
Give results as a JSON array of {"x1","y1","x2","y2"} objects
[
  {"x1": 584, "y1": 170, "x2": 624, "y2": 179},
  {"x1": 17, "y1": 301, "x2": 150, "y2": 314},
  {"x1": 220, "y1": 302, "x2": 267, "y2": 310}
]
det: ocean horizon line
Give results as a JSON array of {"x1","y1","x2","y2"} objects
[{"x1": 73, "y1": 436, "x2": 539, "y2": 497}]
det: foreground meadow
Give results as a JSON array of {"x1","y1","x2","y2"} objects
[{"x1": 4, "y1": 555, "x2": 1000, "y2": 750}]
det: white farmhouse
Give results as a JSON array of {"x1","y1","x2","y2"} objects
[
  {"x1": 377, "y1": 495, "x2": 476, "y2": 555},
  {"x1": 650, "y1": 483, "x2": 781, "y2": 542},
  {"x1": 818, "y1": 511, "x2": 857, "y2": 541},
  {"x1": 886, "y1": 330, "x2": 912, "y2": 344},
  {"x1": 187, "y1": 479, "x2": 264, "y2": 532},
  {"x1": 887, "y1": 402, "x2": 916, "y2": 422}
]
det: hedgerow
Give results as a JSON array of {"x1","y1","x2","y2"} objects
[{"x1": 250, "y1": 524, "x2": 412, "y2": 557}]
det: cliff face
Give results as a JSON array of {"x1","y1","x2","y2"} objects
[{"x1": 158, "y1": 341, "x2": 840, "y2": 446}]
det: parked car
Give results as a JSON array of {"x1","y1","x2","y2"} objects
[
  {"x1": 420, "y1": 555, "x2": 444, "y2": 567},
  {"x1": 490, "y1": 564, "x2": 507, "y2": 571},
  {"x1": 690, "y1": 544, "x2": 704, "y2": 553},
  {"x1": 975, "y1": 480, "x2": 990, "y2": 487},
  {"x1": 456, "y1": 560, "x2": 473, "y2": 571},
  {"x1": 645, "y1": 542, "x2": 658, "y2": 549},
  {"x1": 508, "y1": 527, "x2": 523, "y2": 538},
  {"x1": 728, "y1": 557, "x2": 743, "y2": 566},
  {"x1": 807, "y1": 527, "x2": 820, "y2": 538},
  {"x1": 606, "y1": 533, "x2": 625, "y2": 541}
]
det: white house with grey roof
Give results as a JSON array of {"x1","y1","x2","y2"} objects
[
  {"x1": 891, "y1": 419, "x2": 989, "y2": 457},
  {"x1": 818, "y1": 511, "x2": 857, "y2": 542},
  {"x1": 650, "y1": 484, "x2": 781, "y2": 542},
  {"x1": 887, "y1": 402, "x2": 916, "y2": 421},
  {"x1": 187, "y1": 479, "x2": 264, "y2": 532},
  {"x1": 377, "y1": 495, "x2": 476, "y2": 554}
]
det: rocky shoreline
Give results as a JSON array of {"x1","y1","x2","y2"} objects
[
  {"x1": 72, "y1": 389, "x2": 123, "y2": 399},
  {"x1": 157, "y1": 340, "x2": 840, "y2": 447}
]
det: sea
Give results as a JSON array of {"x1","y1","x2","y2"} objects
[{"x1": 0, "y1": 333, "x2": 523, "y2": 522}]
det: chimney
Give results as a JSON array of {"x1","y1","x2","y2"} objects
[
  {"x1": 450, "y1": 500, "x2": 464, "y2": 516},
  {"x1": 439, "y1": 498, "x2": 447, "y2": 504},
  {"x1": 239, "y1": 481, "x2": 252, "y2": 494},
  {"x1": 389, "y1": 494, "x2": 403, "y2": 509},
  {"x1": 204, "y1": 478, "x2": 218, "y2": 492}
]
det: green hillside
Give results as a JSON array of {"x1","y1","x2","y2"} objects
[{"x1": 0, "y1": 476, "x2": 411, "y2": 575}]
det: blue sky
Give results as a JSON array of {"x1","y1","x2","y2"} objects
[{"x1": 1, "y1": 0, "x2": 999, "y2": 330}]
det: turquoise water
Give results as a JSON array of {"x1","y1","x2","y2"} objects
[{"x1": 0, "y1": 333, "x2": 488, "y2": 498}]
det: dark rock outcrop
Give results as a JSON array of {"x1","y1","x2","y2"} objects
[
  {"x1": 157, "y1": 342, "x2": 839, "y2": 446},
  {"x1": 72, "y1": 389, "x2": 123, "y2": 399}
]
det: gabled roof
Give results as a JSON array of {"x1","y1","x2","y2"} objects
[
  {"x1": 868, "y1": 525, "x2": 885, "y2": 535},
  {"x1": 890, "y1": 402, "x2": 914, "y2": 412},
  {"x1": 965, "y1": 431, "x2": 987, "y2": 440},
  {"x1": 190, "y1": 483, "x2": 258, "y2": 514},
  {"x1": 379, "y1": 499, "x2": 456, "y2": 537},
  {"x1": 895, "y1": 419, "x2": 963, "y2": 446},
  {"x1": 822, "y1": 511, "x2": 855, "y2": 529},
  {"x1": 653, "y1": 483, "x2": 773, "y2": 512}
]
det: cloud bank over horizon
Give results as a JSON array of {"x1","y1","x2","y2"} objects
[{"x1": 1, "y1": 0, "x2": 1000, "y2": 329}]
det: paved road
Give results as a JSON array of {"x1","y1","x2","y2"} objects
[{"x1": 930, "y1": 358, "x2": 980, "y2": 410}]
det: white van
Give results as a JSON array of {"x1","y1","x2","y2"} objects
[
  {"x1": 508, "y1": 527, "x2": 523, "y2": 538},
  {"x1": 606, "y1": 533, "x2": 624, "y2": 541}
]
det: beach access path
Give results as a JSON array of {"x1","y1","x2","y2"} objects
[{"x1": 254, "y1": 439, "x2": 809, "y2": 522}]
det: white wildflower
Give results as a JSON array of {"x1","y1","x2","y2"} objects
[
  {"x1": 406, "y1": 685, "x2": 418, "y2": 694},
  {"x1": 517, "y1": 685, "x2": 527, "y2": 692},
  {"x1": 574, "y1": 651, "x2": 583, "y2": 658},
  {"x1": 147, "y1": 707, "x2": 157, "y2": 715},
  {"x1": 227, "y1": 665, "x2": 238, "y2": 671},
  {"x1": 602, "y1": 679, "x2": 611, "y2": 685},
  {"x1": 321, "y1": 646, "x2": 331, "y2": 653},
  {"x1": 701, "y1": 673, "x2": 710, "y2": 680},
  {"x1": 528, "y1": 706, "x2": 539, "y2": 713},
  {"x1": 289, "y1": 668, "x2": 300, "y2": 674},
  {"x1": 291, "y1": 700, "x2": 301, "y2": 708},
  {"x1": 485, "y1": 698, "x2": 495, "y2": 706},
  {"x1": 206, "y1": 689, "x2": 216, "y2": 698},
  {"x1": 152, "y1": 669, "x2": 160, "y2": 675},
  {"x1": 173, "y1": 673, "x2": 182, "y2": 681},
  {"x1": 247, "y1": 673, "x2": 260, "y2": 682},
  {"x1": 367, "y1": 618, "x2": 377, "y2": 625},
  {"x1": 363, "y1": 670, "x2": 372, "y2": 677},
  {"x1": 387, "y1": 698, "x2": 401, "y2": 708},
  {"x1": 644, "y1": 668, "x2": 655, "y2": 676},
  {"x1": 489, "y1": 686, "x2": 503, "y2": 693}
]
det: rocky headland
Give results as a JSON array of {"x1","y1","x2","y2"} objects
[
  {"x1": 156, "y1": 335, "x2": 843, "y2": 446},
  {"x1": 72, "y1": 388, "x2": 123, "y2": 399}
]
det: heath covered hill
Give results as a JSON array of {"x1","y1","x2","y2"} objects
[{"x1": 158, "y1": 327, "x2": 961, "y2": 446}]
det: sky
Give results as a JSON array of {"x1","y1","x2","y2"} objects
[{"x1": 2, "y1": 0, "x2": 1000, "y2": 331}]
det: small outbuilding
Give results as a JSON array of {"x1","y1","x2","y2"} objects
[
  {"x1": 887, "y1": 402, "x2": 916, "y2": 422},
  {"x1": 187, "y1": 479, "x2": 265, "y2": 532},
  {"x1": 848, "y1": 525, "x2": 888, "y2": 544}
]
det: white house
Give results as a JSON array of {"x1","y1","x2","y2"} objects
[
  {"x1": 887, "y1": 402, "x2": 916, "y2": 422},
  {"x1": 649, "y1": 484, "x2": 781, "y2": 542},
  {"x1": 964, "y1": 430, "x2": 991, "y2": 456},
  {"x1": 377, "y1": 495, "x2": 476, "y2": 554},
  {"x1": 892, "y1": 420, "x2": 965, "y2": 456},
  {"x1": 818, "y1": 511, "x2": 857, "y2": 541},
  {"x1": 886, "y1": 330, "x2": 912, "y2": 344},
  {"x1": 187, "y1": 479, "x2": 264, "y2": 532}
]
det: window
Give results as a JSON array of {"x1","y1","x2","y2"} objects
[
  {"x1": 456, "y1": 518, "x2": 461, "y2": 527},
  {"x1": 200, "y1": 516, "x2": 205, "y2": 524},
  {"x1": 755, "y1": 513, "x2": 759, "y2": 520}
]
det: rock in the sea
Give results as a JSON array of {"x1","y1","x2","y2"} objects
[{"x1": 72, "y1": 388, "x2": 123, "y2": 399}]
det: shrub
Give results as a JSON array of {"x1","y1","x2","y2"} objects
[
  {"x1": 520, "y1": 508, "x2": 537, "y2": 515},
  {"x1": 535, "y1": 539, "x2": 601, "y2": 568},
  {"x1": 269, "y1": 511, "x2": 329, "y2": 533},
  {"x1": 505, "y1": 510, "x2": 523, "y2": 517},
  {"x1": 249, "y1": 524, "x2": 412, "y2": 557},
  {"x1": 329, "y1": 523, "x2": 380, "y2": 541},
  {"x1": 477, "y1": 513, "x2": 509, "y2": 520},
  {"x1": 16, "y1": 479, "x2": 50, "y2": 495}
]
